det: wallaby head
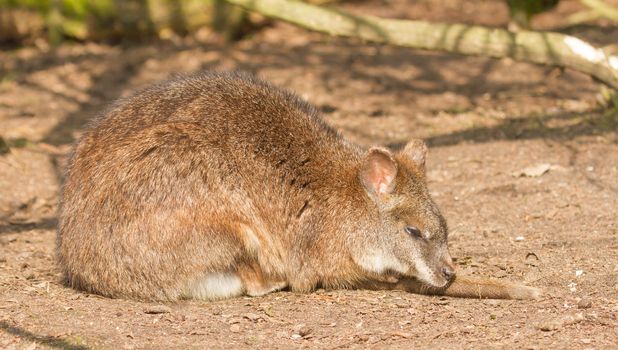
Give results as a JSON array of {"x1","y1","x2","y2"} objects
[{"x1": 350, "y1": 139, "x2": 455, "y2": 288}]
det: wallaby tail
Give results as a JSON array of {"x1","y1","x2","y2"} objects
[
  {"x1": 366, "y1": 275, "x2": 542, "y2": 300},
  {"x1": 426, "y1": 275, "x2": 542, "y2": 300}
]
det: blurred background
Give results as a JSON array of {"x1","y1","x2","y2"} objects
[
  {"x1": 1, "y1": 0, "x2": 257, "y2": 45},
  {"x1": 0, "y1": 0, "x2": 616, "y2": 45}
]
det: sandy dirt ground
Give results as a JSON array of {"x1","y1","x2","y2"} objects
[{"x1": 1, "y1": 0, "x2": 617, "y2": 349}]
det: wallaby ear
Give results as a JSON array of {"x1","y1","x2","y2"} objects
[
  {"x1": 360, "y1": 147, "x2": 398, "y2": 195},
  {"x1": 401, "y1": 139, "x2": 428, "y2": 169}
]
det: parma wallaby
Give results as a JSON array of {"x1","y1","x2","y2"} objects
[{"x1": 57, "y1": 71, "x2": 540, "y2": 301}]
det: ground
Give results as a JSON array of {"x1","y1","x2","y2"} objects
[{"x1": 1, "y1": 0, "x2": 617, "y2": 349}]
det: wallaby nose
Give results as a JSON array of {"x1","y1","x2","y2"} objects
[{"x1": 442, "y1": 266, "x2": 455, "y2": 281}]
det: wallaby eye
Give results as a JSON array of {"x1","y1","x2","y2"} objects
[{"x1": 405, "y1": 226, "x2": 423, "y2": 239}]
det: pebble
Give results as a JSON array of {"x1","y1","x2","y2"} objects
[
  {"x1": 494, "y1": 270, "x2": 508, "y2": 278},
  {"x1": 144, "y1": 305, "x2": 171, "y2": 314},
  {"x1": 243, "y1": 313, "x2": 262, "y2": 322},
  {"x1": 293, "y1": 324, "x2": 312, "y2": 338},
  {"x1": 577, "y1": 299, "x2": 592, "y2": 309},
  {"x1": 536, "y1": 313, "x2": 584, "y2": 331}
]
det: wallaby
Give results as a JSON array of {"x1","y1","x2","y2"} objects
[{"x1": 57, "y1": 71, "x2": 540, "y2": 301}]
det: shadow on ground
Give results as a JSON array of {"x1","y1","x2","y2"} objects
[
  {"x1": 11, "y1": 39, "x2": 605, "y2": 149},
  {"x1": 0, "y1": 321, "x2": 90, "y2": 350},
  {"x1": 0, "y1": 217, "x2": 58, "y2": 235}
]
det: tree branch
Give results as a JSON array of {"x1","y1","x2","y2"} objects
[
  {"x1": 579, "y1": 0, "x2": 618, "y2": 22},
  {"x1": 226, "y1": 0, "x2": 618, "y2": 89}
]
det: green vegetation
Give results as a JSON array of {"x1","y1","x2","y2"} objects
[
  {"x1": 3, "y1": 0, "x2": 618, "y2": 45},
  {"x1": 506, "y1": 0, "x2": 560, "y2": 29},
  {"x1": 0, "y1": 0, "x2": 215, "y2": 44}
]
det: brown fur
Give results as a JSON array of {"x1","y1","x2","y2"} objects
[{"x1": 57, "y1": 71, "x2": 540, "y2": 301}]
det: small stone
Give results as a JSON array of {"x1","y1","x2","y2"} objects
[
  {"x1": 494, "y1": 270, "x2": 508, "y2": 278},
  {"x1": 513, "y1": 163, "x2": 551, "y2": 177},
  {"x1": 0, "y1": 236, "x2": 17, "y2": 245},
  {"x1": 229, "y1": 324, "x2": 241, "y2": 333},
  {"x1": 536, "y1": 313, "x2": 584, "y2": 331},
  {"x1": 227, "y1": 318, "x2": 242, "y2": 325},
  {"x1": 568, "y1": 282, "x2": 577, "y2": 292},
  {"x1": 243, "y1": 313, "x2": 262, "y2": 322},
  {"x1": 577, "y1": 299, "x2": 592, "y2": 309},
  {"x1": 514, "y1": 236, "x2": 525, "y2": 242},
  {"x1": 356, "y1": 334, "x2": 370, "y2": 342},
  {"x1": 293, "y1": 324, "x2": 312, "y2": 338},
  {"x1": 391, "y1": 331, "x2": 413, "y2": 339},
  {"x1": 144, "y1": 305, "x2": 171, "y2": 314}
]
